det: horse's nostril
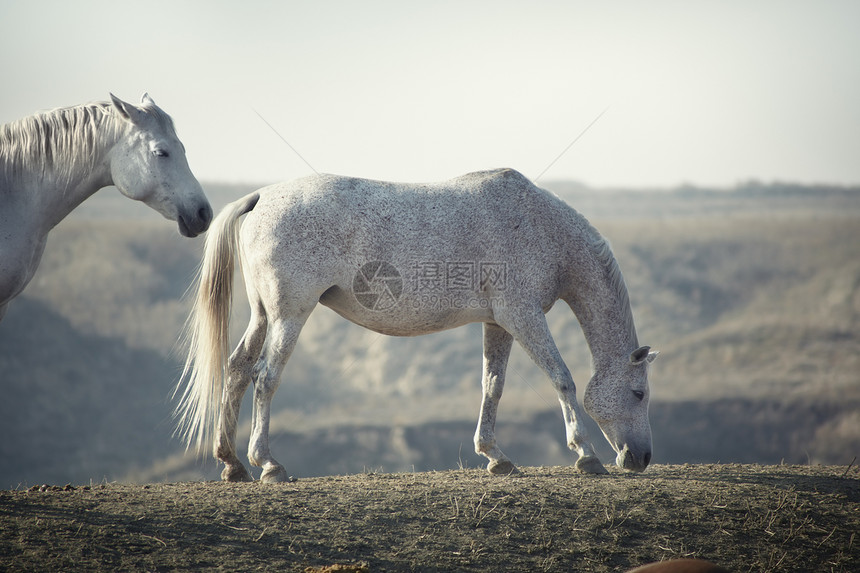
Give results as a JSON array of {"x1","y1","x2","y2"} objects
[{"x1": 197, "y1": 205, "x2": 212, "y2": 231}]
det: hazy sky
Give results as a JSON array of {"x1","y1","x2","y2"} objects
[{"x1": 1, "y1": 0, "x2": 858, "y2": 188}]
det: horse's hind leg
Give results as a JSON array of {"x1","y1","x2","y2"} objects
[
  {"x1": 248, "y1": 314, "x2": 309, "y2": 483},
  {"x1": 216, "y1": 304, "x2": 267, "y2": 482},
  {"x1": 496, "y1": 306, "x2": 607, "y2": 474},
  {"x1": 474, "y1": 323, "x2": 518, "y2": 475}
]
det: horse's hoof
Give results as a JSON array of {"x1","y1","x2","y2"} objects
[
  {"x1": 575, "y1": 455, "x2": 608, "y2": 474},
  {"x1": 222, "y1": 464, "x2": 253, "y2": 482},
  {"x1": 260, "y1": 464, "x2": 290, "y2": 483},
  {"x1": 488, "y1": 459, "x2": 520, "y2": 475}
]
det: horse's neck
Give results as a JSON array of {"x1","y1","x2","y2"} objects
[
  {"x1": 44, "y1": 165, "x2": 113, "y2": 229},
  {"x1": 565, "y1": 254, "x2": 639, "y2": 372},
  {"x1": 15, "y1": 130, "x2": 117, "y2": 233}
]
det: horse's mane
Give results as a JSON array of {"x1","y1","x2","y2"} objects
[
  {"x1": 0, "y1": 101, "x2": 176, "y2": 188},
  {"x1": 582, "y1": 217, "x2": 639, "y2": 348}
]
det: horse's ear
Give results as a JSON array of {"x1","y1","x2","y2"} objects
[
  {"x1": 140, "y1": 93, "x2": 156, "y2": 107},
  {"x1": 630, "y1": 346, "x2": 656, "y2": 365},
  {"x1": 110, "y1": 93, "x2": 146, "y2": 126},
  {"x1": 110, "y1": 93, "x2": 130, "y2": 119}
]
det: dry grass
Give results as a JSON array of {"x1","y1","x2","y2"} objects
[{"x1": 1, "y1": 464, "x2": 857, "y2": 572}]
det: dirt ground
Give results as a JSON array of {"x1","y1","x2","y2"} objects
[{"x1": 1, "y1": 464, "x2": 857, "y2": 572}]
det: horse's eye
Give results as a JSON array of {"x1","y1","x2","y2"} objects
[
  {"x1": 152, "y1": 149, "x2": 169, "y2": 158},
  {"x1": 632, "y1": 390, "x2": 645, "y2": 401}
]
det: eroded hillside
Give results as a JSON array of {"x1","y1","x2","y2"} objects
[{"x1": 1, "y1": 182, "x2": 857, "y2": 486}]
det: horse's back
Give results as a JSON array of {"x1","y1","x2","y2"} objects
[
  {"x1": 248, "y1": 168, "x2": 572, "y2": 251},
  {"x1": 240, "y1": 169, "x2": 591, "y2": 333}
]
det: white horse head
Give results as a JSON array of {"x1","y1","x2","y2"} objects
[
  {"x1": 584, "y1": 345, "x2": 658, "y2": 472},
  {"x1": 109, "y1": 94, "x2": 212, "y2": 237},
  {"x1": 0, "y1": 93, "x2": 213, "y2": 321}
]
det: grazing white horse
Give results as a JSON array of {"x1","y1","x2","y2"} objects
[
  {"x1": 0, "y1": 94, "x2": 212, "y2": 321},
  {"x1": 177, "y1": 168, "x2": 657, "y2": 482}
]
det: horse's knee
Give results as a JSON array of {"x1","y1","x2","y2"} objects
[{"x1": 481, "y1": 373, "x2": 505, "y2": 400}]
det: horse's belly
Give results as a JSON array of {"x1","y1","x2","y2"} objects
[{"x1": 319, "y1": 286, "x2": 493, "y2": 336}]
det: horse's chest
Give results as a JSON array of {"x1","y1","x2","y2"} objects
[{"x1": 0, "y1": 228, "x2": 47, "y2": 303}]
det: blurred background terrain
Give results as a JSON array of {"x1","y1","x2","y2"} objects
[{"x1": 1, "y1": 180, "x2": 858, "y2": 488}]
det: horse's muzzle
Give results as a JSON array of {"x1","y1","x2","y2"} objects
[
  {"x1": 618, "y1": 447, "x2": 651, "y2": 472},
  {"x1": 178, "y1": 204, "x2": 213, "y2": 237}
]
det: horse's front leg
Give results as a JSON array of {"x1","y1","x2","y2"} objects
[
  {"x1": 558, "y1": 390, "x2": 607, "y2": 474},
  {"x1": 474, "y1": 323, "x2": 519, "y2": 475},
  {"x1": 497, "y1": 307, "x2": 607, "y2": 475}
]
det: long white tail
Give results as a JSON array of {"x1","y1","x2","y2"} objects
[{"x1": 174, "y1": 191, "x2": 260, "y2": 454}]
